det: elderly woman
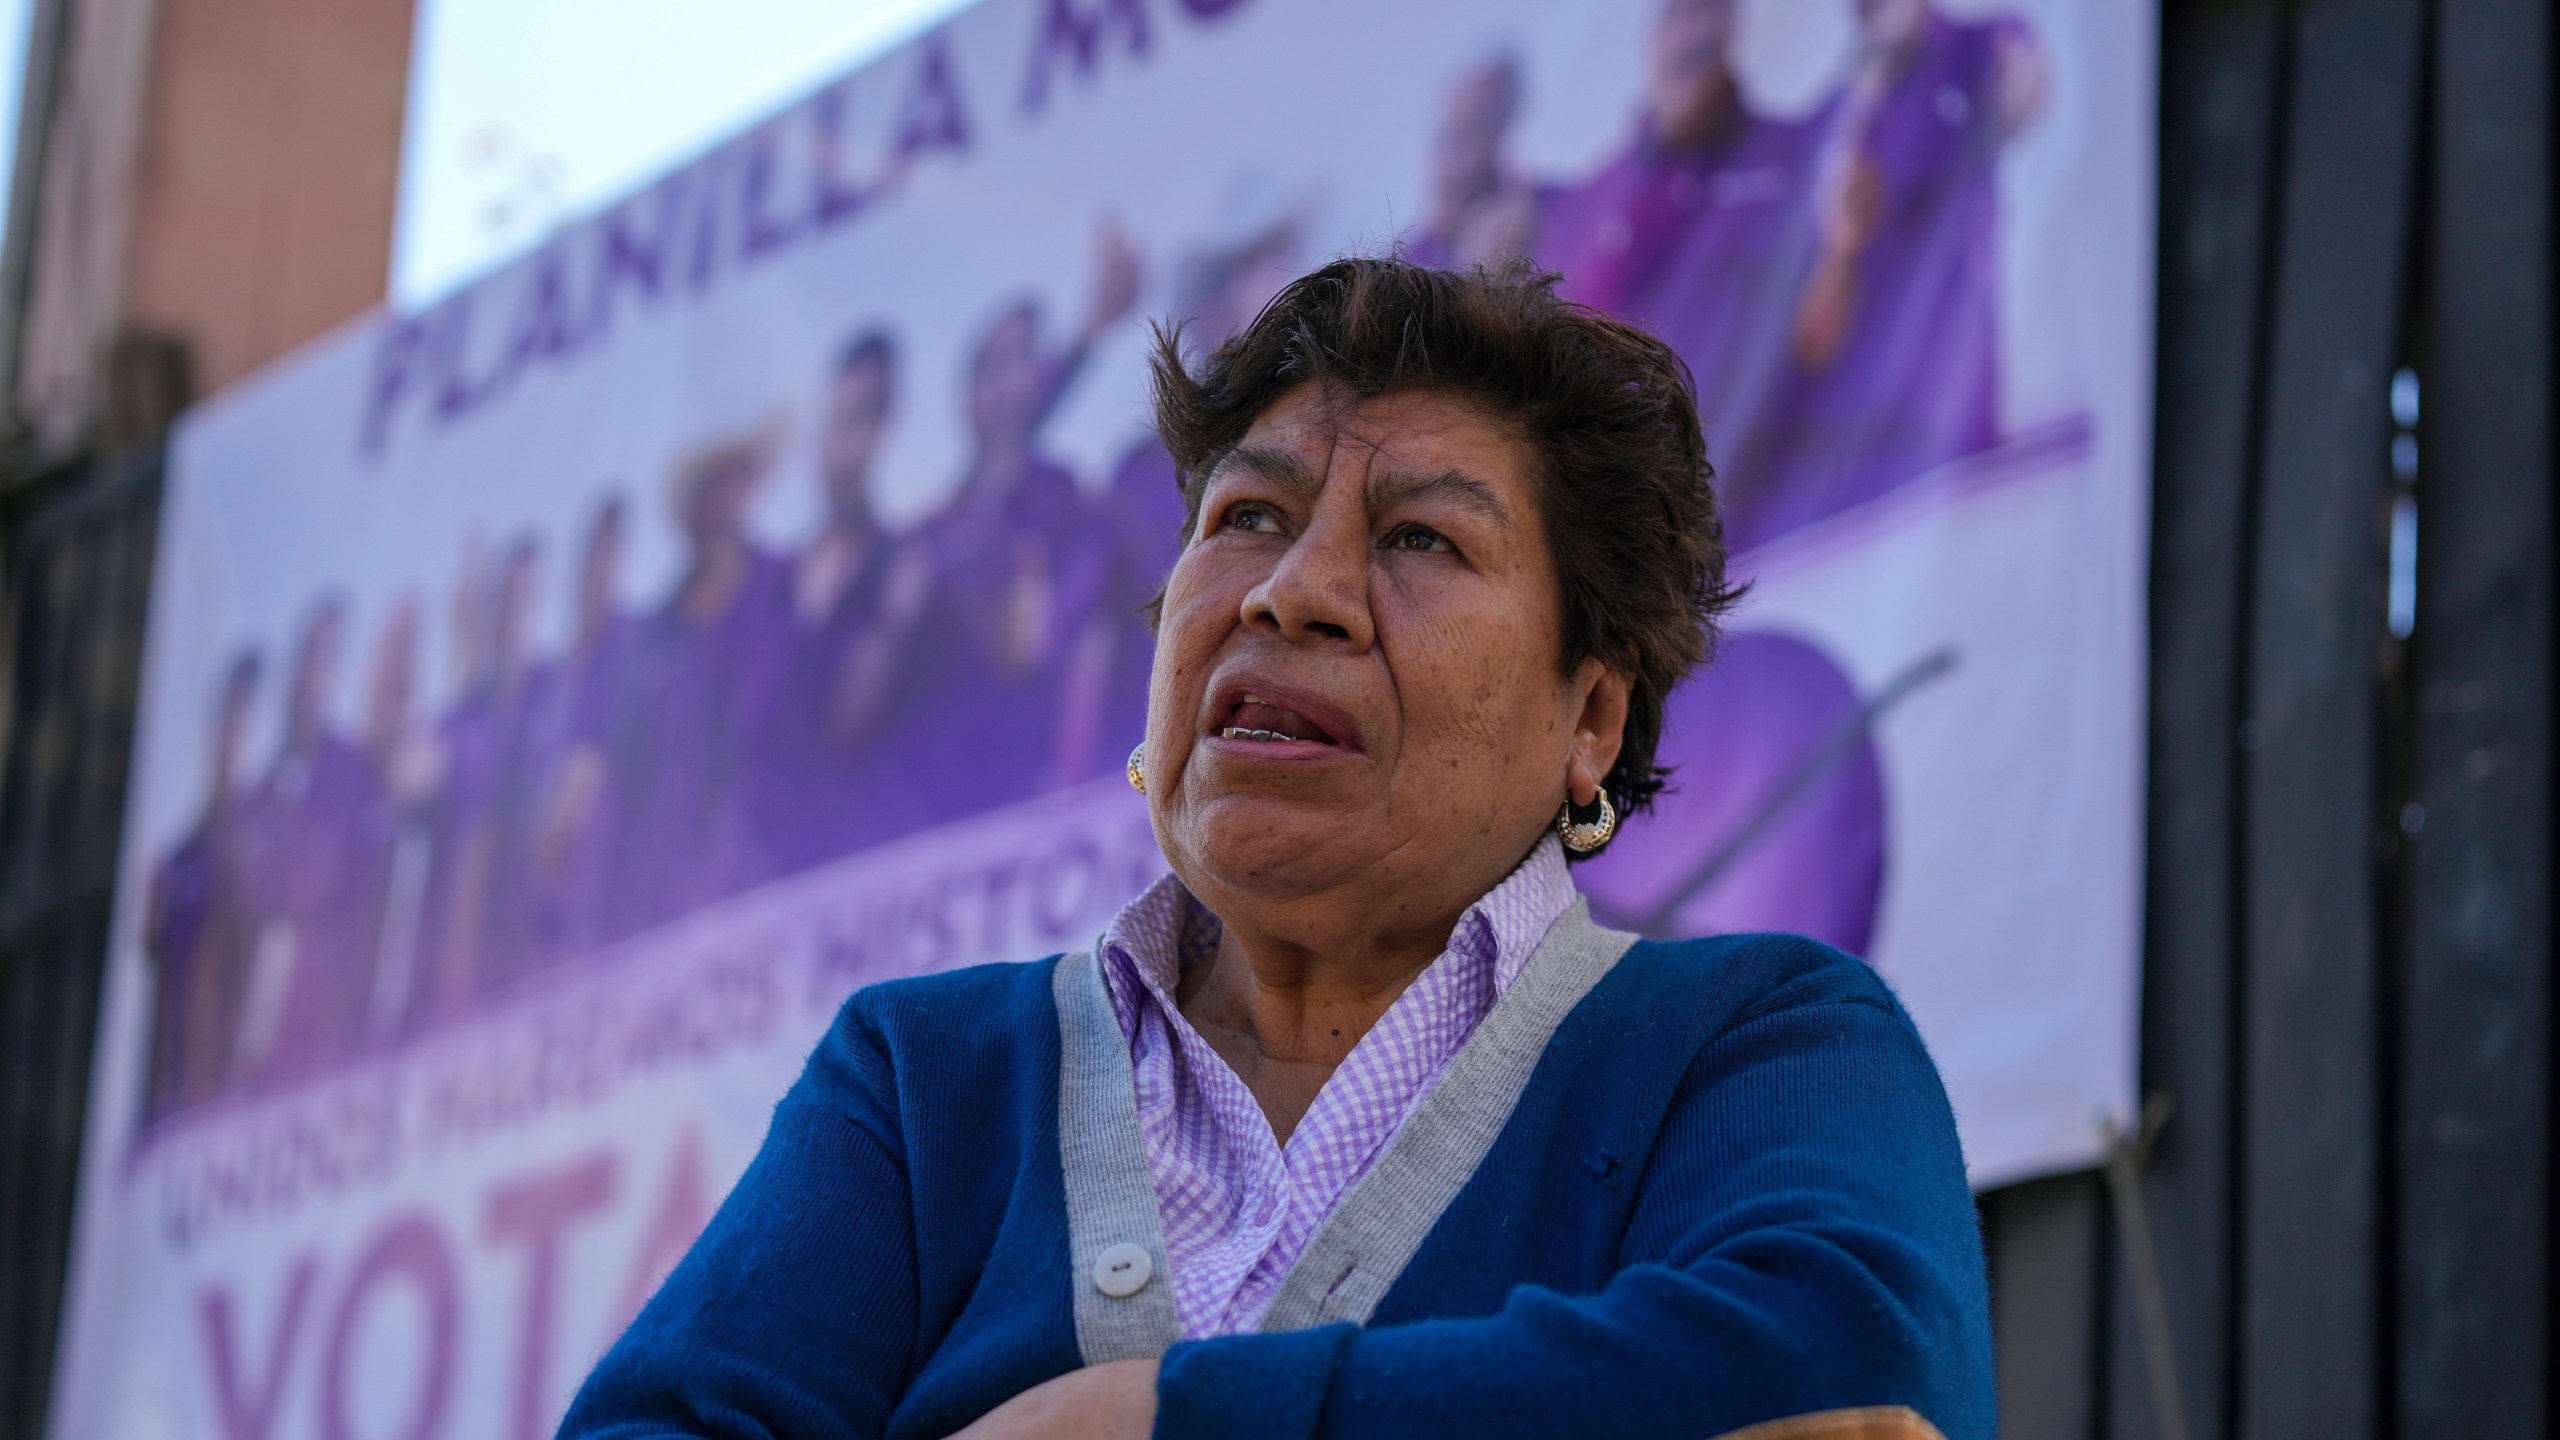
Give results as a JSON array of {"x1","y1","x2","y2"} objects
[{"x1": 560, "y1": 260, "x2": 1990, "y2": 1440}]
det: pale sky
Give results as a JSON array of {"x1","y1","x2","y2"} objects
[
  {"x1": 0, "y1": 0, "x2": 33, "y2": 232},
  {"x1": 392, "y1": 0, "x2": 985, "y2": 306}
]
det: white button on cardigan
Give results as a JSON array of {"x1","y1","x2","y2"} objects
[{"x1": 1093, "y1": 1243, "x2": 1154, "y2": 1298}]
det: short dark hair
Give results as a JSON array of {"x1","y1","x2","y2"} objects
[{"x1": 1147, "y1": 256, "x2": 1740, "y2": 841}]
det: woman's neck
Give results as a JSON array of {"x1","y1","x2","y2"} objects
[
  {"x1": 1166, "y1": 818, "x2": 1553, "y2": 1140},
  {"x1": 1174, "y1": 905, "x2": 1462, "y2": 1143}
]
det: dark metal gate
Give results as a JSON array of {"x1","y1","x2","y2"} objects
[
  {"x1": 0, "y1": 454, "x2": 161, "y2": 1440},
  {"x1": 1981, "y1": 1, "x2": 2553, "y2": 1436}
]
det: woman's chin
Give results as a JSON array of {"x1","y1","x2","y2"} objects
[{"x1": 1171, "y1": 797, "x2": 1385, "y2": 900}]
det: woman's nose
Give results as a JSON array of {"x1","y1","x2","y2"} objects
[{"x1": 1243, "y1": 513, "x2": 1374, "y2": 649}]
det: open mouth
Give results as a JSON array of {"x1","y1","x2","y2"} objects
[{"x1": 1218, "y1": 692, "x2": 1348, "y2": 748}]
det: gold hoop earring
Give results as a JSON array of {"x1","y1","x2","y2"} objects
[
  {"x1": 1555, "y1": 791, "x2": 1617, "y2": 855},
  {"x1": 1127, "y1": 744, "x2": 1147, "y2": 795}
]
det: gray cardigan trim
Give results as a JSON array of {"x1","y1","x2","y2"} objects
[
  {"x1": 1255, "y1": 899, "x2": 1638, "y2": 1332},
  {"x1": 1052, "y1": 900, "x2": 1637, "y2": 1354},
  {"x1": 1053, "y1": 948, "x2": 1182, "y2": 1363}
]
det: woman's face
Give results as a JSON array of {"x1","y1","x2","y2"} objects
[{"x1": 1145, "y1": 382, "x2": 1623, "y2": 923}]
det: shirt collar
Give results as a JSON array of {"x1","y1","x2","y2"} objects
[
  {"x1": 1097, "y1": 832, "x2": 1579, "y2": 1026},
  {"x1": 1483, "y1": 833, "x2": 1576, "y2": 993}
]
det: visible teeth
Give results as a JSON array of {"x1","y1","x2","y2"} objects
[{"x1": 1222, "y1": 727, "x2": 1294, "y2": 743}]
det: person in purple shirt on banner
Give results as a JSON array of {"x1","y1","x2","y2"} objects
[
  {"x1": 397, "y1": 545, "x2": 488, "y2": 1017},
  {"x1": 609, "y1": 435, "x2": 796, "y2": 935},
  {"x1": 410, "y1": 541, "x2": 547, "y2": 1017},
  {"x1": 334, "y1": 597, "x2": 436, "y2": 1047},
  {"x1": 884, "y1": 223, "x2": 1142, "y2": 820},
  {"x1": 516, "y1": 496, "x2": 639, "y2": 968},
  {"x1": 446, "y1": 540, "x2": 552, "y2": 998},
  {"x1": 1737, "y1": 0, "x2": 2048, "y2": 549},
  {"x1": 1535, "y1": 0, "x2": 1823, "y2": 529},
  {"x1": 233, "y1": 599, "x2": 378, "y2": 1087},
  {"x1": 753, "y1": 330, "x2": 937, "y2": 872},
  {"x1": 140, "y1": 649, "x2": 263, "y2": 1120},
  {"x1": 443, "y1": 531, "x2": 495, "y2": 710},
  {"x1": 1575, "y1": 629, "x2": 1890, "y2": 956},
  {"x1": 1406, "y1": 54, "x2": 1542, "y2": 271}
]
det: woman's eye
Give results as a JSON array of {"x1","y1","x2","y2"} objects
[
  {"x1": 1224, "y1": 503, "x2": 1282, "y2": 534},
  {"x1": 1385, "y1": 525, "x2": 1453, "y2": 554}
]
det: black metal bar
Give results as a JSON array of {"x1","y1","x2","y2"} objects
[
  {"x1": 2236, "y1": 0, "x2": 2425, "y2": 1436},
  {"x1": 1988, "y1": 1174, "x2": 2106, "y2": 1440},
  {"x1": 2102, "y1": 1098, "x2": 2191, "y2": 1440},
  {"x1": 0, "y1": 947, "x2": 44, "y2": 1437},
  {"x1": 2396, "y1": 0, "x2": 2554, "y2": 1432},
  {"x1": 0, "y1": 454, "x2": 162, "y2": 1440},
  {"x1": 2113, "y1": 4, "x2": 2293, "y2": 1436}
]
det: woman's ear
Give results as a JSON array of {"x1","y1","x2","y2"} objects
[{"x1": 1565, "y1": 661, "x2": 1632, "y2": 806}]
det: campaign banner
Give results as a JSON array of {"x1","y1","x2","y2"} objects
[{"x1": 52, "y1": 0, "x2": 2154, "y2": 1436}]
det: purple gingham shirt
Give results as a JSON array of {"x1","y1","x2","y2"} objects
[{"x1": 1096, "y1": 835, "x2": 1579, "y2": 1338}]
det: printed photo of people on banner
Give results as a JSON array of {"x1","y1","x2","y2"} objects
[
  {"x1": 137, "y1": 0, "x2": 2069, "y2": 1122},
  {"x1": 138, "y1": 225, "x2": 1160, "y2": 1120},
  {"x1": 54, "y1": 1, "x2": 2151, "y2": 1436}
]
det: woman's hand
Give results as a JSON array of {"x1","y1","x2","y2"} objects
[{"x1": 950, "y1": 1359, "x2": 1160, "y2": 1440}]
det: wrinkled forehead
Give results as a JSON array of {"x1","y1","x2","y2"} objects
[{"x1": 1224, "y1": 383, "x2": 1530, "y2": 483}]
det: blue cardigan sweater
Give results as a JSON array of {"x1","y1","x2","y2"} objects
[{"x1": 558, "y1": 922, "x2": 1993, "y2": 1440}]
